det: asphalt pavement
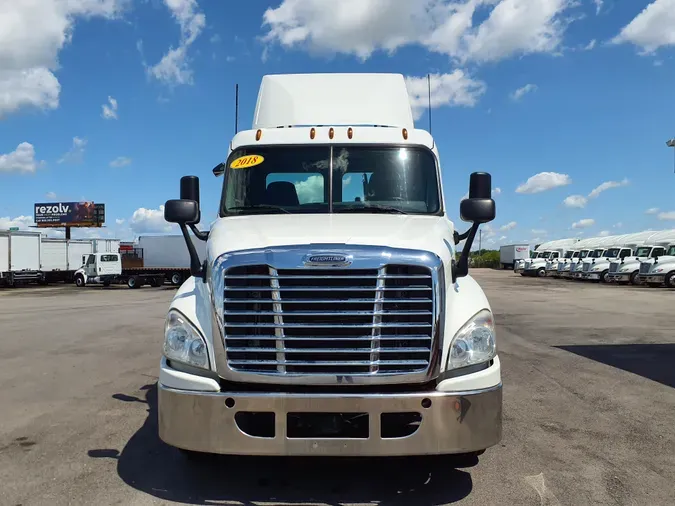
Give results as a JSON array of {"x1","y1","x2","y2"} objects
[{"x1": 0, "y1": 271, "x2": 673, "y2": 505}]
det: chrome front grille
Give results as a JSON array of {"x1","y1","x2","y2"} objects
[
  {"x1": 609, "y1": 263, "x2": 619, "y2": 273},
  {"x1": 639, "y1": 262, "x2": 651, "y2": 274},
  {"x1": 221, "y1": 264, "x2": 435, "y2": 377},
  {"x1": 583, "y1": 263, "x2": 591, "y2": 272}
]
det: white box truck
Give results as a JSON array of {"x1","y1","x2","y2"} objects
[
  {"x1": 0, "y1": 230, "x2": 42, "y2": 287},
  {"x1": 39, "y1": 238, "x2": 120, "y2": 284},
  {"x1": 156, "y1": 73, "x2": 502, "y2": 461},
  {"x1": 499, "y1": 244, "x2": 529, "y2": 270}
]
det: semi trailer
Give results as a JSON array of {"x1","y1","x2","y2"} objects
[
  {"x1": 0, "y1": 230, "x2": 42, "y2": 287},
  {"x1": 156, "y1": 72, "x2": 502, "y2": 461},
  {"x1": 499, "y1": 244, "x2": 529, "y2": 270}
]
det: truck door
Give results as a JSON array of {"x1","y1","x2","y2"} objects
[{"x1": 85, "y1": 254, "x2": 97, "y2": 278}]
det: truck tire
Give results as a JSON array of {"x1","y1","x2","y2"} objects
[
  {"x1": 150, "y1": 277, "x2": 162, "y2": 287},
  {"x1": 75, "y1": 275, "x2": 86, "y2": 288},
  {"x1": 170, "y1": 272, "x2": 183, "y2": 286},
  {"x1": 600, "y1": 270, "x2": 609, "y2": 283},
  {"x1": 630, "y1": 271, "x2": 641, "y2": 286},
  {"x1": 664, "y1": 272, "x2": 675, "y2": 288},
  {"x1": 127, "y1": 276, "x2": 140, "y2": 289},
  {"x1": 537, "y1": 267, "x2": 546, "y2": 277}
]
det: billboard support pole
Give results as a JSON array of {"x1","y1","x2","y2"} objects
[{"x1": 66, "y1": 226, "x2": 71, "y2": 240}]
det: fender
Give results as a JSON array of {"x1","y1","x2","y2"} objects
[{"x1": 168, "y1": 277, "x2": 217, "y2": 372}]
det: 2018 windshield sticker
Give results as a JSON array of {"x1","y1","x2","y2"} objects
[{"x1": 230, "y1": 155, "x2": 264, "y2": 169}]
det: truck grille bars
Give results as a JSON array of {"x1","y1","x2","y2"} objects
[
  {"x1": 609, "y1": 262, "x2": 619, "y2": 273},
  {"x1": 211, "y1": 246, "x2": 443, "y2": 385}
]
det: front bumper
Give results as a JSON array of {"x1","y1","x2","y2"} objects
[
  {"x1": 580, "y1": 272, "x2": 601, "y2": 280},
  {"x1": 607, "y1": 272, "x2": 630, "y2": 282},
  {"x1": 643, "y1": 274, "x2": 665, "y2": 284},
  {"x1": 159, "y1": 379, "x2": 502, "y2": 457}
]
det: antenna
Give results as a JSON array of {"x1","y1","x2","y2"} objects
[
  {"x1": 234, "y1": 83, "x2": 239, "y2": 134},
  {"x1": 427, "y1": 73, "x2": 432, "y2": 134}
]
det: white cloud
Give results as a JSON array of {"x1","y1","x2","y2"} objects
[
  {"x1": 492, "y1": 187, "x2": 502, "y2": 196},
  {"x1": 583, "y1": 39, "x2": 596, "y2": 51},
  {"x1": 594, "y1": 0, "x2": 603, "y2": 15},
  {"x1": 46, "y1": 191, "x2": 57, "y2": 200},
  {"x1": 147, "y1": 0, "x2": 206, "y2": 86},
  {"x1": 516, "y1": 171, "x2": 571, "y2": 194},
  {"x1": 611, "y1": 0, "x2": 675, "y2": 54},
  {"x1": 499, "y1": 235, "x2": 507, "y2": 241},
  {"x1": 645, "y1": 207, "x2": 659, "y2": 215},
  {"x1": 599, "y1": 230, "x2": 610, "y2": 237},
  {"x1": 563, "y1": 194, "x2": 588, "y2": 208},
  {"x1": 510, "y1": 83, "x2": 538, "y2": 101},
  {"x1": 130, "y1": 205, "x2": 175, "y2": 233},
  {"x1": 0, "y1": 0, "x2": 128, "y2": 119},
  {"x1": 500, "y1": 221, "x2": 517, "y2": 231},
  {"x1": 0, "y1": 142, "x2": 44, "y2": 173},
  {"x1": 588, "y1": 178, "x2": 629, "y2": 198},
  {"x1": 115, "y1": 218, "x2": 126, "y2": 225},
  {"x1": 657, "y1": 211, "x2": 675, "y2": 221},
  {"x1": 572, "y1": 218, "x2": 595, "y2": 229},
  {"x1": 57, "y1": 136, "x2": 87, "y2": 164},
  {"x1": 531, "y1": 228, "x2": 547, "y2": 235},
  {"x1": 614, "y1": 222, "x2": 623, "y2": 228},
  {"x1": 405, "y1": 71, "x2": 486, "y2": 120},
  {"x1": 0, "y1": 215, "x2": 34, "y2": 230},
  {"x1": 110, "y1": 156, "x2": 132, "y2": 168},
  {"x1": 261, "y1": 0, "x2": 578, "y2": 64},
  {"x1": 294, "y1": 175, "x2": 324, "y2": 203},
  {"x1": 101, "y1": 96, "x2": 118, "y2": 119}
]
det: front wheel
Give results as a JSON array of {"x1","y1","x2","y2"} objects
[
  {"x1": 537, "y1": 268, "x2": 546, "y2": 277},
  {"x1": 75, "y1": 275, "x2": 85, "y2": 288},
  {"x1": 170, "y1": 272, "x2": 183, "y2": 286},
  {"x1": 600, "y1": 270, "x2": 610, "y2": 283},
  {"x1": 665, "y1": 272, "x2": 675, "y2": 288},
  {"x1": 630, "y1": 271, "x2": 642, "y2": 286}
]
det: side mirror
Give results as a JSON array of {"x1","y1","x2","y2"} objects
[
  {"x1": 460, "y1": 172, "x2": 496, "y2": 223},
  {"x1": 164, "y1": 199, "x2": 199, "y2": 225}
]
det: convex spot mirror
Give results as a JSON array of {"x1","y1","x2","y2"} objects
[{"x1": 460, "y1": 172, "x2": 496, "y2": 223}]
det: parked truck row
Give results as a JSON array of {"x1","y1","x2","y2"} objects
[
  {"x1": 1, "y1": 229, "x2": 203, "y2": 289},
  {"x1": 513, "y1": 229, "x2": 675, "y2": 288}
]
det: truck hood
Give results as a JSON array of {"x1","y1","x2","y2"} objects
[{"x1": 207, "y1": 214, "x2": 457, "y2": 265}]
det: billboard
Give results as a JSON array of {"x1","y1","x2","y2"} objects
[{"x1": 34, "y1": 202, "x2": 105, "y2": 228}]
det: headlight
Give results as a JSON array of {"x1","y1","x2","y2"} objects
[
  {"x1": 164, "y1": 310, "x2": 210, "y2": 370},
  {"x1": 447, "y1": 309, "x2": 496, "y2": 370}
]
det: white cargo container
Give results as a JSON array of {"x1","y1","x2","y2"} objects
[
  {"x1": 138, "y1": 235, "x2": 206, "y2": 270},
  {"x1": 499, "y1": 244, "x2": 529, "y2": 270},
  {"x1": 0, "y1": 230, "x2": 42, "y2": 286}
]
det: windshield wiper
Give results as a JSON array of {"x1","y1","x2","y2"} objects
[
  {"x1": 337, "y1": 205, "x2": 409, "y2": 215},
  {"x1": 227, "y1": 205, "x2": 292, "y2": 214}
]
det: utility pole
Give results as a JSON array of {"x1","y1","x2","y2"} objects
[
  {"x1": 479, "y1": 229, "x2": 482, "y2": 252},
  {"x1": 667, "y1": 138, "x2": 675, "y2": 173}
]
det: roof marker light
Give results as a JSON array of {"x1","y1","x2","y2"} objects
[
  {"x1": 329, "y1": 127, "x2": 334, "y2": 139},
  {"x1": 402, "y1": 128, "x2": 408, "y2": 140},
  {"x1": 310, "y1": 128, "x2": 316, "y2": 139},
  {"x1": 347, "y1": 127, "x2": 353, "y2": 139},
  {"x1": 256, "y1": 129, "x2": 262, "y2": 141}
]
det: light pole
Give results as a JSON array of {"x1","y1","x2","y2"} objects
[{"x1": 667, "y1": 138, "x2": 675, "y2": 173}]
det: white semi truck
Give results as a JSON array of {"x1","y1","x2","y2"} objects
[
  {"x1": 156, "y1": 73, "x2": 502, "y2": 460},
  {"x1": 577, "y1": 235, "x2": 637, "y2": 283},
  {"x1": 643, "y1": 243, "x2": 675, "y2": 287},
  {"x1": 607, "y1": 230, "x2": 675, "y2": 285},
  {"x1": 521, "y1": 238, "x2": 579, "y2": 277}
]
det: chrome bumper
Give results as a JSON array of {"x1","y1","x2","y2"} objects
[
  {"x1": 643, "y1": 274, "x2": 664, "y2": 284},
  {"x1": 607, "y1": 273, "x2": 629, "y2": 281},
  {"x1": 158, "y1": 383, "x2": 502, "y2": 456}
]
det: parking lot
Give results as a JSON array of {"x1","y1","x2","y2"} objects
[{"x1": 1, "y1": 270, "x2": 673, "y2": 505}]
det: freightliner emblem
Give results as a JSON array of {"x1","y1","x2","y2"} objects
[{"x1": 303, "y1": 254, "x2": 352, "y2": 268}]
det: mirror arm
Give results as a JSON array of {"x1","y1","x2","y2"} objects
[
  {"x1": 453, "y1": 228, "x2": 472, "y2": 245},
  {"x1": 179, "y1": 223, "x2": 205, "y2": 280},
  {"x1": 453, "y1": 223, "x2": 480, "y2": 283},
  {"x1": 188, "y1": 223, "x2": 209, "y2": 242}
]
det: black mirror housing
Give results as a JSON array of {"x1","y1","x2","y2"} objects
[
  {"x1": 164, "y1": 199, "x2": 199, "y2": 225},
  {"x1": 460, "y1": 198, "x2": 495, "y2": 223}
]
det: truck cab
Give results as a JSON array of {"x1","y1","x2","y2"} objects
[
  {"x1": 580, "y1": 246, "x2": 633, "y2": 283},
  {"x1": 74, "y1": 252, "x2": 122, "y2": 287},
  {"x1": 156, "y1": 73, "x2": 502, "y2": 460},
  {"x1": 608, "y1": 245, "x2": 665, "y2": 285},
  {"x1": 642, "y1": 244, "x2": 675, "y2": 287}
]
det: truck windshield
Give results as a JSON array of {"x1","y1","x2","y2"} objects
[
  {"x1": 572, "y1": 252, "x2": 580, "y2": 258},
  {"x1": 579, "y1": 250, "x2": 589, "y2": 258},
  {"x1": 564, "y1": 251, "x2": 574, "y2": 259},
  {"x1": 604, "y1": 249, "x2": 619, "y2": 257},
  {"x1": 540, "y1": 252, "x2": 551, "y2": 259},
  {"x1": 635, "y1": 247, "x2": 651, "y2": 257},
  {"x1": 220, "y1": 146, "x2": 441, "y2": 216},
  {"x1": 590, "y1": 249, "x2": 604, "y2": 258},
  {"x1": 667, "y1": 246, "x2": 675, "y2": 256}
]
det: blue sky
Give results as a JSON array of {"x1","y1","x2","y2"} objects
[{"x1": 1, "y1": 0, "x2": 674, "y2": 246}]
